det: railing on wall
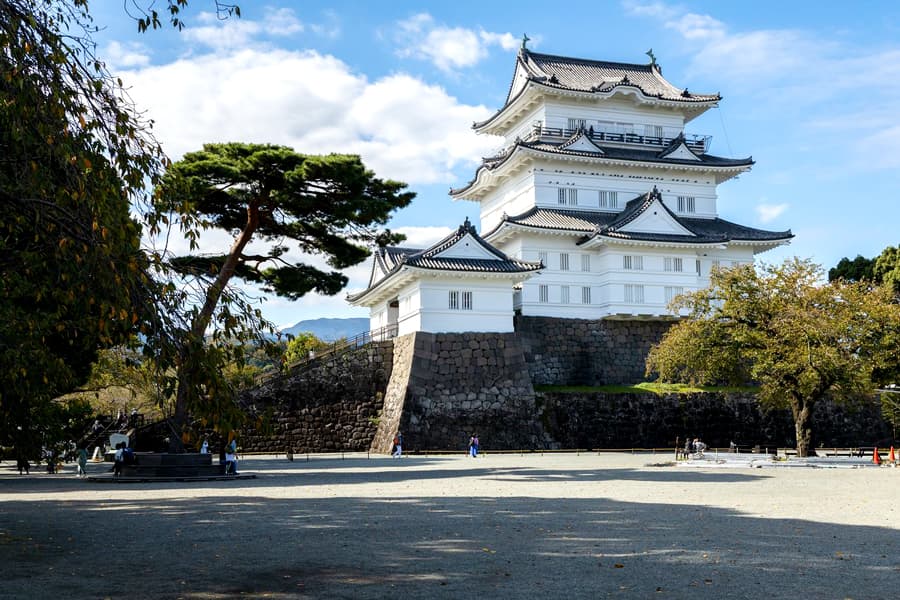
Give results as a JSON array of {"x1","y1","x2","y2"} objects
[
  {"x1": 524, "y1": 125, "x2": 710, "y2": 153},
  {"x1": 255, "y1": 323, "x2": 399, "y2": 385}
]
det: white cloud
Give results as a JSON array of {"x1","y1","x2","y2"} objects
[
  {"x1": 182, "y1": 7, "x2": 339, "y2": 51},
  {"x1": 394, "y1": 13, "x2": 518, "y2": 72},
  {"x1": 102, "y1": 41, "x2": 151, "y2": 70},
  {"x1": 120, "y1": 46, "x2": 497, "y2": 323},
  {"x1": 394, "y1": 226, "x2": 455, "y2": 248},
  {"x1": 755, "y1": 203, "x2": 789, "y2": 224},
  {"x1": 120, "y1": 48, "x2": 497, "y2": 184}
]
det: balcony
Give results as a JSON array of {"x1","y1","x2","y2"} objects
[{"x1": 524, "y1": 124, "x2": 711, "y2": 154}]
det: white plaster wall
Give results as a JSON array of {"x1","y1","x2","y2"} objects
[
  {"x1": 416, "y1": 278, "x2": 516, "y2": 333},
  {"x1": 480, "y1": 170, "x2": 536, "y2": 232},
  {"x1": 509, "y1": 233, "x2": 756, "y2": 319},
  {"x1": 505, "y1": 105, "x2": 546, "y2": 144},
  {"x1": 532, "y1": 165, "x2": 718, "y2": 218},
  {"x1": 543, "y1": 97, "x2": 686, "y2": 135}
]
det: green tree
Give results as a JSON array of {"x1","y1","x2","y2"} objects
[
  {"x1": 873, "y1": 245, "x2": 900, "y2": 293},
  {"x1": 284, "y1": 332, "x2": 329, "y2": 364},
  {"x1": 154, "y1": 143, "x2": 414, "y2": 439},
  {"x1": 646, "y1": 258, "x2": 900, "y2": 456},
  {"x1": 828, "y1": 254, "x2": 875, "y2": 283},
  {"x1": 0, "y1": 0, "x2": 165, "y2": 453}
]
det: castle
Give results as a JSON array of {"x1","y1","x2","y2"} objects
[{"x1": 350, "y1": 44, "x2": 792, "y2": 332}]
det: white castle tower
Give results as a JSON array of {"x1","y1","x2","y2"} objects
[{"x1": 352, "y1": 44, "x2": 792, "y2": 332}]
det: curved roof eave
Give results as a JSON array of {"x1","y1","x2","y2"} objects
[
  {"x1": 473, "y1": 79, "x2": 720, "y2": 135},
  {"x1": 451, "y1": 144, "x2": 752, "y2": 200}
]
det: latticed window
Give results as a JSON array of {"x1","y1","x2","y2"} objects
[
  {"x1": 665, "y1": 286, "x2": 684, "y2": 303},
  {"x1": 623, "y1": 255, "x2": 643, "y2": 270},
  {"x1": 677, "y1": 195, "x2": 696, "y2": 213},
  {"x1": 539, "y1": 284, "x2": 549, "y2": 303},
  {"x1": 558, "y1": 187, "x2": 578, "y2": 206},
  {"x1": 560, "y1": 286, "x2": 570, "y2": 304},
  {"x1": 461, "y1": 291, "x2": 473, "y2": 310},
  {"x1": 582, "y1": 286, "x2": 591, "y2": 304},
  {"x1": 567, "y1": 118, "x2": 587, "y2": 130},
  {"x1": 599, "y1": 190, "x2": 618, "y2": 209},
  {"x1": 559, "y1": 253, "x2": 570, "y2": 271},
  {"x1": 449, "y1": 290, "x2": 473, "y2": 310},
  {"x1": 538, "y1": 251, "x2": 548, "y2": 265},
  {"x1": 581, "y1": 254, "x2": 591, "y2": 272},
  {"x1": 624, "y1": 284, "x2": 644, "y2": 303},
  {"x1": 664, "y1": 257, "x2": 683, "y2": 272}
]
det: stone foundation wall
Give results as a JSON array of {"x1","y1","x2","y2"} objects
[
  {"x1": 515, "y1": 316, "x2": 672, "y2": 385},
  {"x1": 238, "y1": 342, "x2": 393, "y2": 453},
  {"x1": 384, "y1": 331, "x2": 540, "y2": 452},
  {"x1": 536, "y1": 392, "x2": 893, "y2": 449}
]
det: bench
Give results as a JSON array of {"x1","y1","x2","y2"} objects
[{"x1": 120, "y1": 452, "x2": 226, "y2": 478}]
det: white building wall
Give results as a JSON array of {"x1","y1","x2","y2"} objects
[
  {"x1": 480, "y1": 170, "x2": 537, "y2": 232},
  {"x1": 532, "y1": 165, "x2": 718, "y2": 218},
  {"x1": 379, "y1": 278, "x2": 517, "y2": 334},
  {"x1": 542, "y1": 97, "x2": 685, "y2": 137},
  {"x1": 496, "y1": 233, "x2": 757, "y2": 319}
]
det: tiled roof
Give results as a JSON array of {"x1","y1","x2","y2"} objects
[
  {"x1": 350, "y1": 219, "x2": 542, "y2": 304},
  {"x1": 519, "y1": 139, "x2": 751, "y2": 167},
  {"x1": 451, "y1": 139, "x2": 752, "y2": 197},
  {"x1": 519, "y1": 50, "x2": 720, "y2": 103},
  {"x1": 484, "y1": 191, "x2": 793, "y2": 246}
]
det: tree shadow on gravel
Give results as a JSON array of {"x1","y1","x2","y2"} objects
[{"x1": 1, "y1": 486, "x2": 897, "y2": 598}]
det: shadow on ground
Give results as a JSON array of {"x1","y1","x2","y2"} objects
[{"x1": 1, "y1": 460, "x2": 898, "y2": 599}]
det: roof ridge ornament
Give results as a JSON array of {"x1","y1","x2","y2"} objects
[
  {"x1": 521, "y1": 33, "x2": 530, "y2": 51},
  {"x1": 645, "y1": 48, "x2": 656, "y2": 66}
]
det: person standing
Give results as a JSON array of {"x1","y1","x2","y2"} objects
[
  {"x1": 469, "y1": 434, "x2": 479, "y2": 458},
  {"x1": 200, "y1": 439, "x2": 209, "y2": 454},
  {"x1": 392, "y1": 432, "x2": 403, "y2": 458}
]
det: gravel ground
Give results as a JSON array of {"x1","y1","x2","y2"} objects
[{"x1": 1, "y1": 452, "x2": 898, "y2": 599}]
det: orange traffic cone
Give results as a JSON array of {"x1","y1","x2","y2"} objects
[
  {"x1": 890, "y1": 446, "x2": 896, "y2": 463},
  {"x1": 873, "y1": 447, "x2": 881, "y2": 465}
]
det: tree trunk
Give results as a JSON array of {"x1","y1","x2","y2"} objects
[
  {"x1": 169, "y1": 199, "x2": 262, "y2": 445},
  {"x1": 791, "y1": 397, "x2": 815, "y2": 457}
]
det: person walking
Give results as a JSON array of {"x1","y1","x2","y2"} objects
[
  {"x1": 76, "y1": 447, "x2": 88, "y2": 478},
  {"x1": 469, "y1": 434, "x2": 479, "y2": 458}
]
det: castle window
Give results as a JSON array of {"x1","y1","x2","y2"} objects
[
  {"x1": 449, "y1": 290, "x2": 473, "y2": 310},
  {"x1": 623, "y1": 255, "x2": 643, "y2": 270},
  {"x1": 558, "y1": 187, "x2": 578, "y2": 206},
  {"x1": 712, "y1": 259, "x2": 721, "y2": 270},
  {"x1": 539, "y1": 284, "x2": 549, "y2": 303},
  {"x1": 644, "y1": 124, "x2": 664, "y2": 138},
  {"x1": 538, "y1": 251, "x2": 548, "y2": 265},
  {"x1": 559, "y1": 253, "x2": 570, "y2": 271},
  {"x1": 567, "y1": 118, "x2": 586, "y2": 131},
  {"x1": 677, "y1": 195, "x2": 696, "y2": 213},
  {"x1": 665, "y1": 286, "x2": 684, "y2": 304},
  {"x1": 664, "y1": 257, "x2": 683, "y2": 272},
  {"x1": 581, "y1": 254, "x2": 591, "y2": 272},
  {"x1": 560, "y1": 285, "x2": 570, "y2": 304},
  {"x1": 599, "y1": 190, "x2": 618, "y2": 209},
  {"x1": 696, "y1": 259, "x2": 702, "y2": 276},
  {"x1": 582, "y1": 286, "x2": 591, "y2": 304},
  {"x1": 462, "y1": 291, "x2": 473, "y2": 310},
  {"x1": 624, "y1": 284, "x2": 644, "y2": 304}
]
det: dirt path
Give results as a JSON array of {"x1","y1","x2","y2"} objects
[{"x1": 1, "y1": 453, "x2": 897, "y2": 599}]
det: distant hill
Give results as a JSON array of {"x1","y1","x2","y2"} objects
[{"x1": 280, "y1": 317, "x2": 368, "y2": 342}]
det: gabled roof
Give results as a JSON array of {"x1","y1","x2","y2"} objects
[
  {"x1": 450, "y1": 138, "x2": 753, "y2": 199},
  {"x1": 349, "y1": 218, "x2": 543, "y2": 306},
  {"x1": 483, "y1": 189, "x2": 793, "y2": 252},
  {"x1": 476, "y1": 49, "x2": 720, "y2": 133}
]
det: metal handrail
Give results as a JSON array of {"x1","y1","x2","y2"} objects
[
  {"x1": 256, "y1": 323, "x2": 399, "y2": 384},
  {"x1": 525, "y1": 125, "x2": 710, "y2": 153}
]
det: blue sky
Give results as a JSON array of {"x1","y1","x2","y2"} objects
[{"x1": 90, "y1": 1, "x2": 900, "y2": 329}]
